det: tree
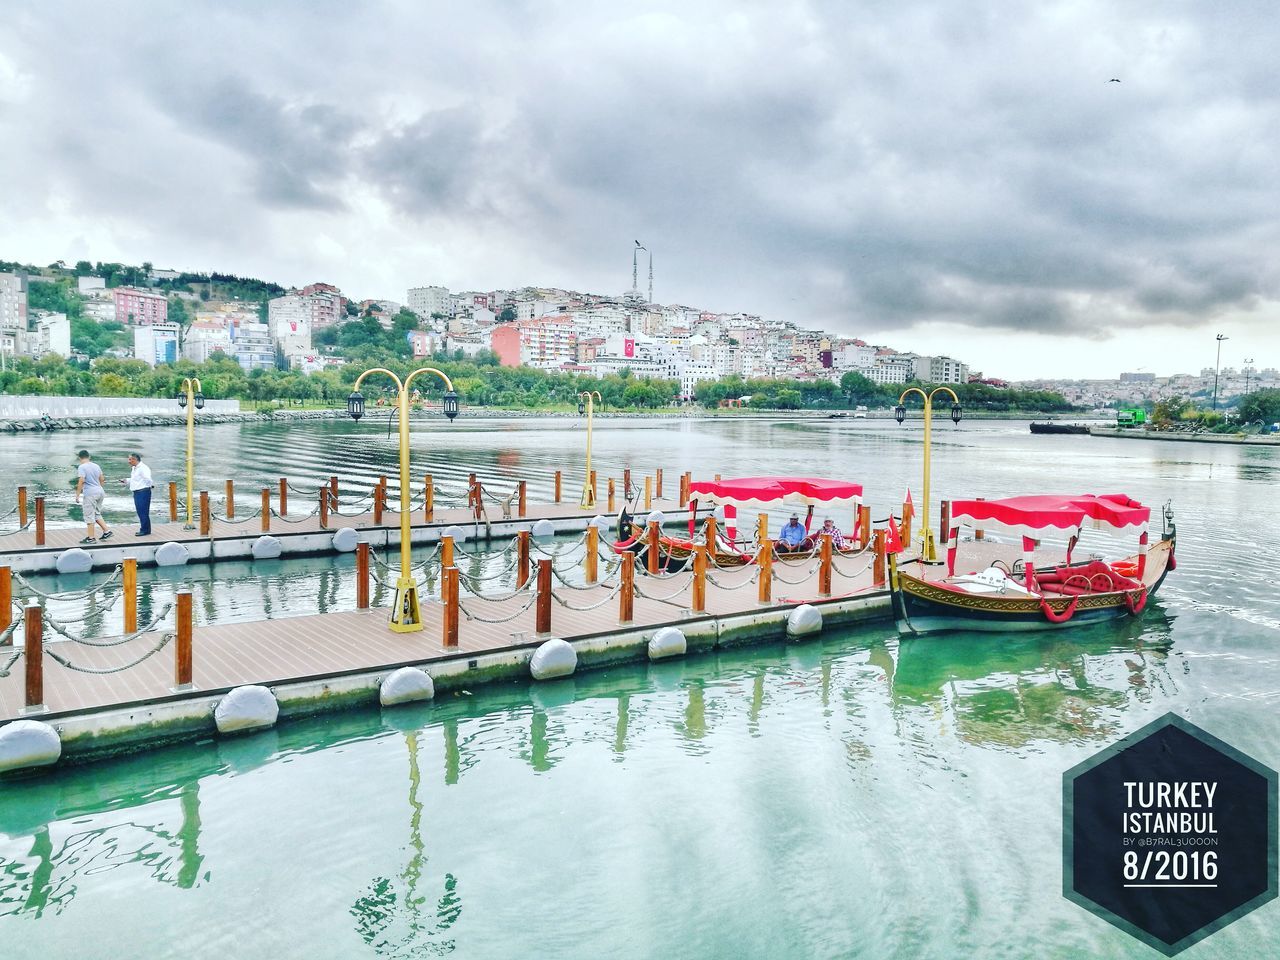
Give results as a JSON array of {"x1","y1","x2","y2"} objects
[
  {"x1": 1237, "y1": 388, "x2": 1280, "y2": 425},
  {"x1": 840, "y1": 371, "x2": 879, "y2": 406},
  {"x1": 498, "y1": 306, "x2": 517, "y2": 323}
]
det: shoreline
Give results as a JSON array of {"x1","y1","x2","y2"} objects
[{"x1": 1089, "y1": 427, "x2": 1280, "y2": 446}]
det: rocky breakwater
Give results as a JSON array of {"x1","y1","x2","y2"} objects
[{"x1": 1, "y1": 408, "x2": 348, "y2": 432}]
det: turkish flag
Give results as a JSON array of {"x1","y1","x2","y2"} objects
[
  {"x1": 885, "y1": 514, "x2": 903, "y2": 553},
  {"x1": 624, "y1": 337, "x2": 635, "y2": 358}
]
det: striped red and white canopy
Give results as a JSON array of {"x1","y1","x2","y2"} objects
[
  {"x1": 687, "y1": 477, "x2": 863, "y2": 513},
  {"x1": 949, "y1": 494, "x2": 1149, "y2": 535}
]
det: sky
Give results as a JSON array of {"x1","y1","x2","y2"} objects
[{"x1": 1, "y1": 1, "x2": 1277, "y2": 380}]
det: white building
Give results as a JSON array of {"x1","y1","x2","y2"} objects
[
  {"x1": 0, "y1": 272, "x2": 27, "y2": 333},
  {"x1": 867, "y1": 357, "x2": 914, "y2": 385},
  {"x1": 30, "y1": 313, "x2": 71, "y2": 358},
  {"x1": 407, "y1": 285, "x2": 452, "y2": 319},
  {"x1": 267, "y1": 295, "x2": 314, "y2": 360},
  {"x1": 231, "y1": 321, "x2": 276, "y2": 370},
  {"x1": 911, "y1": 354, "x2": 969, "y2": 384},
  {"x1": 83, "y1": 299, "x2": 117, "y2": 323},
  {"x1": 77, "y1": 276, "x2": 106, "y2": 293},
  {"x1": 183, "y1": 320, "x2": 234, "y2": 363},
  {"x1": 133, "y1": 322, "x2": 181, "y2": 366}
]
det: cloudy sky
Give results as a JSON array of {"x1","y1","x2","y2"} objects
[{"x1": 2, "y1": 1, "x2": 1277, "y2": 379}]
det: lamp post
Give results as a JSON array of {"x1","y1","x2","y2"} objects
[
  {"x1": 1212, "y1": 333, "x2": 1229, "y2": 410},
  {"x1": 1243, "y1": 357, "x2": 1254, "y2": 398},
  {"x1": 894, "y1": 386, "x2": 962, "y2": 562},
  {"x1": 348, "y1": 367, "x2": 459, "y2": 633},
  {"x1": 577, "y1": 390, "x2": 603, "y2": 508},
  {"x1": 175, "y1": 377, "x2": 204, "y2": 529}
]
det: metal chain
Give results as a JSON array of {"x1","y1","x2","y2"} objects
[
  {"x1": 458, "y1": 592, "x2": 538, "y2": 623},
  {"x1": 269, "y1": 503, "x2": 323, "y2": 523},
  {"x1": 211, "y1": 506, "x2": 265, "y2": 524},
  {"x1": 13, "y1": 565, "x2": 123, "y2": 601},
  {"x1": 45, "y1": 632, "x2": 174, "y2": 674}
]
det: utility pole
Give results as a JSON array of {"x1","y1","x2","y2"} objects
[
  {"x1": 647, "y1": 248, "x2": 653, "y2": 304},
  {"x1": 1243, "y1": 357, "x2": 1255, "y2": 398},
  {"x1": 1212, "y1": 333, "x2": 1228, "y2": 410}
]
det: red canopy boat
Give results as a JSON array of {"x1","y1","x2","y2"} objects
[{"x1": 889, "y1": 493, "x2": 1176, "y2": 635}]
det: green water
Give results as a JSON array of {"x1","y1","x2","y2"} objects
[{"x1": 1, "y1": 418, "x2": 1278, "y2": 957}]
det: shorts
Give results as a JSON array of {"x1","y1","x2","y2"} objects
[{"x1": 82, "y1": 490, "x2": 105, "y2": 524}]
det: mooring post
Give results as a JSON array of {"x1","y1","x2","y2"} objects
[
  {"x1": 607, "y1": 478, "x2": 615, "y2": 512},
  {"x1": 516, "y1": 529, "x2": 531, "y2": 588},
  {"x1": 175, "y1": 589, "x2": 193, "y2": 689},
  {"x1": 199, "y1": 491, "x2": 210, "y2": 536},
  {"x1": 224, "y1": 479, "x2": 235, "y2": 519},
  {"x1": 901, "y1": 499, "x2": 912, "y2": 548},
  {"x1": 554, "y1": 470, "x2": 562, "y2": 503},
  {"x1": 590, "y1": 470, "x2": 598, "y2": 505},
  {"x1": 34, "y1": 497, "x2": 45, "y2": 546},
  {"x1": 441, "y1": 534, "x2": 454, "y2": 570},
  {"x1": 123, "y1": 557, "x2": 138, "y2": 634},
  {"x1": 859, "y1": 504, "x2": 871, "y2": 549},
  {"x1": 692, "y1": 545, "x2": 707, "y2": 612},
  {"x1": 536, "y1": 558, "x2": 552, "y2": 635},
  {"x1": 757, "y1": 537, "x2": 773, "y2": 605},
  {"x1": 17, "y1": 486, "x2": 27, "y2": 528},
  {"x1": 279, "y1": 477, "x2": 288, "y2": 516},
  {"x1": 623, "y1": 468, "x2": 632, "y2": 497},
  {"x1": 704, "y1": 516, "x2": 718, "y2": 561},
  {"x1": 974, "y1": 496, "x2": 985, "y2": 540},
  {"x1": 585, "y1": 525, "x2": 599, "y2": 583},
  {"x1": 0, "y1": 565, "x2": 11, "y2": 637},
  {"x1": 24, "y1": 601, "x2": 42, "y2": 711},
  {"x1": 373, "y1": 483, "x2": 385, "y2": 525},
  {"x1": 644, "y1": 476, "x2": 652, "y2": 511},
  {"x1": 656, "y1": 468, "x2": 664, "y2": 500},
  {"x1": 518, "y1": 480, "x2": 527, "y2": 518},
  {"x1": 819, "y1": 533, "x2": 833, "y2": 596},
  {"x1": 873, "y1": 530, "x2": 887, "y2": 586},
  {"x1": 261, "y1": 488, "x2": 271, "y2": 532},
  {"x1": 619, "y1": 552, "x2": 635, "y2": 623},
  {"x1": 168, "y1": 482, "x2": 178, "y2": 522},
  {"x1": 467, "y1": 473, "x2": 478, "y2": 516},
  {"x1": 424, "y1": 473, "x2": 434, "y2": 523},
  {"x1": 356, "y1": 542, "x2": 370, "y2": 609},
  {"x1": 647, "y1": 520, "x2": 660, "y2": 574},
  {"x1": 443, "y1": 566, "x2": 459, "y2": 648},
  {"x1": 318, "y1": 486, "x2": 329, "y2": 529},
  {"x1": 330, "y1": 476, "x2": 338, "y2": 502},
  {"x1": 757, "y1": 512, "x2": 769, "y2": 547},
  {"x1": 681, "y1": 471, "x2": 691, "y2": 505}
]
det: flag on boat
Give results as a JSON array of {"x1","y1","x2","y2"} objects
[{"x1": 885, "y1": 514, "x2": 903, "y2": 553}]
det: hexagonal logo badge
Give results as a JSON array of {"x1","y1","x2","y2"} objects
[{"x1": 1064, "y1": 713, "x2": 1278, "y2": 955}]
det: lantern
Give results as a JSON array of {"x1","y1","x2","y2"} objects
[
  {"x1": 194, "y1": 392, "x2": 205, "y2": 411},
  {"x1": 894, "y1": 404, "x2": 906, "y2": 424},
  {"x1": 950, "y1": 403, "x2": 962, "y2": 424},
  {"x1": 442, "y1": 390, "x2": 460, "y2": 420},
  {"x1": 177, "y1": 391, "x2": 187, "y2": 409},
  {"x1": 347, "y1": 390, "x2": 365, "y2": 421}
]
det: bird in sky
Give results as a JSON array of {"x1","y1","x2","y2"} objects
[{"x1": 1108, "y1": 78, "x2": 1121, "y2": 82}]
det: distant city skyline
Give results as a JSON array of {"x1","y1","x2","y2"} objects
[{"x1": 2, "y1": 2, "x2": 1277, "y2": 379}]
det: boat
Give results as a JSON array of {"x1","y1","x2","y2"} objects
[
  {"x1": 854, "y1": 405, "x2": 868, "y2": 419},
  {"x1": 889, "y1": 493, "x2": 1175, "y2": 635},
  {"x1": 1030, "y1": 420, "x2": 1089, "y2": 435},
  {"x1": 614, "y1": 476, "x2": 867, "y2": 574}
]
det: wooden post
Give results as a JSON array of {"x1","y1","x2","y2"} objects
[
  {"x1": 330, "y1": 476, "x2": 339, "y2": 501},
  {"x1": 644, "y1": 476, "x2": 652, "y2": 510},
  {"x1": 441, "y1": 534, "x2": 454, "y2": 570},
  {"x1": 859, "y1": 504, "x2": 871, "y2": 549},
  {"x1": 279, "y1": 477, "x2": 288, "y2": 516},
  {"x1": 901, "y1": 500, "x2": 912, "y2": 549},
  {"x1": 373, "y1": 484, "x2": 385, "y2": 525},
  {"x1": 467, "y1": 473, "x2": 478, "y2": 515},
  {"x1": 536, "y1": 558, "x2": 552, "y2": 635},
  {"x1": 17, "y1": 486, "x2": 27, "y2": 528},
  {"x1": 607, "y1": 478, "x2": 615, "y2": 512},
  {"x1": 623, "y1": 468, "x2": 632, "y2": 497},
  {"x1": 873, "y1": 530, "x2": 887, "y2": 586},
  {"x1": 974, "y1": 497, "x2": 985, "y2": 540},
  {"x1": 356, "y1": 542, "x2": 370, "y2": 609},
  {"x1": 585, "y1": 525, "x2": 599, "y2": 583},
  {"x1": 554, "y1": 470, "x2": 562, "y2": 503},
  {"x1": 24, "y1": 602, "x2": 42, "y2": 710},
  {"x1": 34, "y1": 497, "x2": 45, "y2": 546},
  {"x1": 199, "y1": 491, "x2": 210, "y2": 536},
  {"x1": 318, "y1": 487, "x2": 329, "y2": 529},
  {"x1": 704, "y1": 516, "x2": 718, "y2": 561},
  {"x1": 647, "y1": 520, "x2": 660, "y2": 574},
  {"x1": 757, "y1": 538, "x2": 773, "y2": 604},
  {"x1": 940, "y1": 500, "x2": 951, "y2": 553},
  {"x1": 224, "y1": 479, "x2": 235, "y2": 519},
  {"x1": 0, "y1": 566, "x2": 11, "y2": 638},
  {"x1": 168, "y1": 481, "x2": 178, "y2": 522},
  {"x1": 590, "y1": 470, "x2": 598, "y2": 504},
  {"x1": 516, "y1": 529, "x2": 531, "y2": 588},
  {"x1": 442, "y1": 566, "x2": 459, "y2": 647},
  {"x1": 175, "y1": 589, "x2": 193, "y2": 688},
  {"x1": 656, "y1": 468, "x2": 664, "y2": 500},
  {"x1": 123, "y1": 557, "x2": 138, "y2": 634},
  {"x1": 757, "y1": 512, "x2": 769, "y2": 547},
  {"x1": 819, "y1": 533, "x2": 833, "y2": 596},
  {"x1": 692, "y1": 546, "x2": 707, "y2": 612},
  {"x1": 261, "y1": 488, "x2": 271, "y2": 532},
  {"x1": 518, "y1": 480, "x2": 527, "y2": 518},
  {"x1": 471, "y1": 477, "x2": 483, "y2": 521},
  {"x1": 424, "y1": 474, "x2": 434, "y2": 522},
  {"x1": 681, "y1": 471, "x2": 691, "y2": 505},
  {"x1": 619, "y1": 552, "x2": 635, "y2": 623}
]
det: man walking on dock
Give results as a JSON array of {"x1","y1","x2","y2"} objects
[
  {"x1": 74, "y1": 449, "x2": 113, "y2": 543},
  {"x1": 121, "y1": 451, "x2": 154, "y2": 536}
]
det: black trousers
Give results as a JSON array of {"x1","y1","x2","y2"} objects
[{"x1": 134, "y1": 487, "x2": 152, "y2": 535}]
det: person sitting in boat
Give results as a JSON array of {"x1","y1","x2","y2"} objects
[
  {"x1": 775, "y1": 514, "x2": 809, "y2": 552},
  {"x1": 817, "y1": 517, "x2": 845, "y2": 549}
]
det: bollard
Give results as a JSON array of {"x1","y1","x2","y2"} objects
[
  {"x1": 554, "y1": 470, "x2": 562, "y2": 503},
  {"x1": 443, "y1": 566, "x2": 459, "y2": 648},
  {"x1": 585, "y1": 525, "x2": 599, "y2": 584},
  {"x1": 518, "y1": 480, "x2": 527, "y2": 518},
  {"x1": 199, "y1": 491, "x2": 210, "y2": 536},
  {"x1": 647, "y1": 520, "x2": 660, "y2": 575},
  {"x1": 0, "y1": 565, "x2": 10, "y2": 637},
  {"x1": 356, "y1": 542, "x2": 370, "y2": 609},
  {"x1": 35, "y1": 497, "x2": 45, "y2": 546},
  {"x1": 974, "y1": 497, "x2": 985, "y2": 541},
  {"x1": 123, "y1": 557, "x2": 138, "y2": 634},
  {"x1": 175, "y1": 589, "x2": 193, "y2": 689},
  {"x1": 24, "y1": 602, "x2": 42, "y2": 711},
  {"x1": 873, "y1": 530, "x2": 887, "y2": 586},
  {"x1": 656, "y1": 468, "x2": 664, "y2": 500},
  {"x1": 757, "y1": 539, "x2": 773, "y2": 605},
  {"x1": 704, "y1": 516, "x2": 718, "y2": 561},
  {"x1": 374, "y1": 484, "x2": 385, "y2": 525},
  {"x1": 516, "y1": 529, "x2": 531, "y2": 588},
  {"x1": 168, "y1": 481, "x2": 178, "y2": 522},
  {"x1": 318, "y1": 487, "x2": 329, "y2": 529},
  {"x1": 261, "y1": 488, "x2": 271, "y2": 532},
  {"x1": 424, "y1": 473, "x2": 434, "y2": 523},
  {"x1": 644, "y1": 476, "x2": 652, "y2": 511},
  {"x1": 225, "y1": 479, "x2": 235, "y2": 519},
  {"x1": 859, "y1": 504, "x2": 871, "y2": 549},
  {"x1": 441, "y1": 535, "x2": 454, "y2": 570},
  {"x1": 279, "y1": 477, "x2": 288, "y2": 516},
  {"x1": 608, "y1": 478, "x2": 615, "y2": 513},
  {"x1": 819, "y1": 533, "x2": 833, "y2": 596},
  {"x1": 17, "y1": 486, "x2": 27, "y2": 528},
  {"x1": 692, "y1": 546, "x2": 707, "y2": 612},
  {"x1": 536, "y1": 558, "x2": 552, "y2": 635},
  {"x1": 619, "y1": 552, "x2": 635, "y2": 623}
]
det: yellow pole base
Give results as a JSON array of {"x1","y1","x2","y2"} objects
[
  {"x1": 922, "y1": 528, "x2": 938, "y2": 563},
  {"x1": 580, "y1": 486, "x2": 595, "y2": 509},
  {"x1": 389, "y1": 578, "x2": 423, "y2": 633}
]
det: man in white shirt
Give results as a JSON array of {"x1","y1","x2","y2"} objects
[{"x1": 119, "y1": 452, "x2": 154, "y2": 536}]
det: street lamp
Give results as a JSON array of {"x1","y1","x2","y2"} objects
[
  {"x1": 1212, "y1": 333, "x2": 1229, "y2": 410},
  {"x1": 1243, "y1": 358, "x2": 1255, "y2": 398},
  {"x1": 895, "y1": 385, "x2": 962, "y2": 562},
  {"x1": 578, "y1": 390, "x2": 603, "y2": 508},
  {"x1": 348, "y1": 367, "x2": 459, "y2": 633},
  {"x1": 176, "y1": 377, "x2": 204, "y2": 529}
]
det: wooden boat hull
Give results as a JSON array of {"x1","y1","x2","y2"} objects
[{"x1": 890, "y1": 535, "x2": 1175, "y2": 636}]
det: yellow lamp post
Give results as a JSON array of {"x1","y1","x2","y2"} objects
[
  {"x1": 577, "y1": 390, "x2": 602, "y2": 508},
  {"x1": 895, "y1": 386, "x2": 962, "y2": 562},
  {"x1": 175, "y1": 377, "x2": 204, "y2": 529},
  {"x1": 348, "y1": 368, "x2": 460, "y2": 633}
]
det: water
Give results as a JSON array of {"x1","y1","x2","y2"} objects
[{"x1": 1, "y1": 418, "x2": 1278, "y2": 958}]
